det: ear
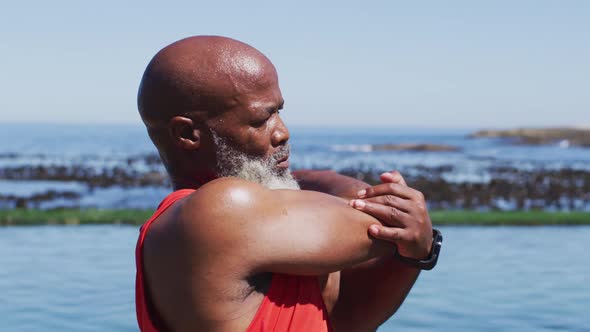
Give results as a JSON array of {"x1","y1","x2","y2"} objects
[{"x1": 169, "y1": 116, "x2": 201, "y2": 150}]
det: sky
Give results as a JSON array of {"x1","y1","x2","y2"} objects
[{"x1": 1, "y1": 0, "x2": 588, "y2": 128}]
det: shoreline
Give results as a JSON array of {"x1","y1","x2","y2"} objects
[
  {"x1": 1, "y1": 209, "x2": 588, "y2": 226},
  {"x1": 469, "y1": 127, "x2": 590, "y2": 147},
  {"x1": 2, "y1": 166, "x2": 590, "y2": 211}
]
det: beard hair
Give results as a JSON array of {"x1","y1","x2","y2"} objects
[{"x1": 210, "y1": 130, "x2": 300, "y2": 190}]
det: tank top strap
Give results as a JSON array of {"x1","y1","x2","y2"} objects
[
  {"x1": 138, "y1": 189, "x2": 196, "y2": 244},
  {"x1": 135, "y1": 188, "x2": 196, "y2": 332}
]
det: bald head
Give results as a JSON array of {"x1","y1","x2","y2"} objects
[
  {"x1": 137, "y1": 36, "x2": 290, "y2": 188},
  {"x1": 138, "y1": 36, "x2": 278, "y2": 128}
]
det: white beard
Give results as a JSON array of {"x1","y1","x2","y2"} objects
[{"x1": 211, "y1": 130, "x2": 300, "y2": 190}]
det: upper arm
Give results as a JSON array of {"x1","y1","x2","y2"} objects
[{"x1": 181, "y1": 177, "x2": 395, "y2": 276}]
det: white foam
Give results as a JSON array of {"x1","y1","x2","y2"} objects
[{"x1": 331, "y1": 144, "x2": 373, "y2": 152}]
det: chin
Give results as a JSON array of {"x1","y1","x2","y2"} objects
[{"x1": 275, "y1": 166, "x2": 290, "y2": 176}]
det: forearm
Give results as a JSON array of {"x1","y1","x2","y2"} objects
[
  {"x1": 332, "y1": 255, "x2": 421, "y2": 331},
  {"x1": 294, "y1": 169, "x2": 422, "y2": 329},
  {"x1": 292, "y1": 169, "x2": 368, "y2": 199}
]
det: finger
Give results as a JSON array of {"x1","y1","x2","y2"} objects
[
  {"x1": 366, "y1": 195, "x2": 429, "y2": 216},
  {"x1": 357, "y1": 182, "x2": 419, "y2": 200},
  {"x1": 364, "y1": 195, "x2": 413, "y2": 213},
  {"x1": 380, "y1": 171, "x2": 407, "y2": 186},
  {"x1": 350, "y1": 199, "x2": 410, "y2": 227},
  {"x1": 368, "y1": 224, "x2": 413, "y2": 243}
]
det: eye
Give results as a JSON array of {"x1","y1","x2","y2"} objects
[
  {"x1": 251, "y1": 108, "x2": 281, "y2": 128},
  {"x1": 252, "y1": 117, "x2": 269, "y2": 128}
]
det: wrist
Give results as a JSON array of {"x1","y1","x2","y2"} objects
[
  {"x1": 394, "y1": 229, "x2": 443, "y2": 270},
  {"x1": 397, "y1": 240, "x2": 433, "y2": 261}
]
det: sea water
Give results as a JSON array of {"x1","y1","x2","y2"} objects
[
  {"x1": 1, "y1": 124, "x2": 589, "y2": 209},
  {"x1": 0, "y1": 225, "x2": 588, "y2": 331},
  {"x1": 1, "y1": 124, "x2": 589, "y2": 331}
]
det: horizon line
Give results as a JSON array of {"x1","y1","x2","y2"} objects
[{"x1": 0, "y1": 121, "x2": 584, "y2": 131}]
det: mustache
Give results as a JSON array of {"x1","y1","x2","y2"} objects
[{"x1": 271, "y1": 144, "x2": 290, "y2": 161}]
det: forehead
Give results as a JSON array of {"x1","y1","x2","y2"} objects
[
  {"x1": 233, "y1": 80, "x2": 284, "y2": 116},
  {"x1": 226, "y1": 53, "x2": 279, "y2": 91},
  {"x1": 192, "y1": 48, "x2": 283, "y2": 121},
  {"x1": 224, "y1": 57, "x2": 283, "y2": 113}
]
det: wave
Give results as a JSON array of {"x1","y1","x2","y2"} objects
[{"x1": 330, "y1": 144, "x2": 373, "y2": 152}]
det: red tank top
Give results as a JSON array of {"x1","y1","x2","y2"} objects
[{"x1": 135, "y1": 189, "x2": 333, "y2": 332}]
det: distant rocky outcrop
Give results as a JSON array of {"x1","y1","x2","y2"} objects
[
  {"x1": 469, "y1": 127, "x2": 590, "y2": 147},
  {"x1": 340, "y1": 166, "x2": 590, "y2": 211},
  {"x1": 371, "y1": 143, "x2": 460, "y2": 152}
]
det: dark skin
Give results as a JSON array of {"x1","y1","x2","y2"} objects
[{"x1": 138, "y1": 36, "x2": 433, "y2": 331}]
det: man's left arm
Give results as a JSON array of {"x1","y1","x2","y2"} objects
[
  {"x1": 293, "y1": 169, "x2": 365, "y2": 199},
  {"x1": 292, "y1": 169, "x2": 432, "y2": 331}
]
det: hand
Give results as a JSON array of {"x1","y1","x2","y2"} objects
[{"x1": 349, "y1": 171, "x2": 433, "y2": 260}]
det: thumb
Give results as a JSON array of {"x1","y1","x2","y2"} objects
[{"x1": 369, "y1": 224, "x2": 403, "y2": 243}]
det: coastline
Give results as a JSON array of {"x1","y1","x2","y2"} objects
[
  {"x1": 1, "y1": 209, "x2": 588, "y2": 226},
  {"x1": 2, "y1": 126, "x2": 590, "y2": 213},
  {"x1": 469, "y1": 127, "x2": 590, "y2": 147},
  {"x1": 3, "y1": 166, "x2": 590, "y2": 211}
]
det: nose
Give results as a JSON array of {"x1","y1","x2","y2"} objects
[{"x1": 271, "y1": 116, "x2": 290, "y2": 147}]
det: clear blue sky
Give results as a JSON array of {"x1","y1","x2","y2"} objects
[{"x1": 1, "y1": 0, "x2": 588, "y2": 128}]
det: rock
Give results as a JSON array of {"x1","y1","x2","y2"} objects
[
  {"x1": 469, "y1": 127, "x2": 590, "y2": 147},
  {"x1": 338, "y1": 167, "x2": 590, "y2": 211},
  {"x1": 371, "y1": 143, "x2": 460, "y2": 152}
]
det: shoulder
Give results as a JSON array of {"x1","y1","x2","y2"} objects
[
  {"x1": 188, "y1": 177, "x2": 266, "y2": 204},
  {"x1": 180, "y1": 177, "x2": 272, "y2": 222},
  {"x1": 175, "y1": 177, "x2": 279, "y2": 248},
  {"x1": 143, "y1": 178, "x2": 274, "y2": 277},
  {"x1": 145, "y1": 177, "x2": 268, "y2": 250}
]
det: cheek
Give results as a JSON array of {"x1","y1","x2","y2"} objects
[{"x1": 245, "y1": 127, "x2": 273, "y2": 157}]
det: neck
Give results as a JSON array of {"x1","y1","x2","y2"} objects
[
  {"x1": 165, "y1": 153, "x2": 219, "y2": 190},
  {"x1": 171, "y1": 171, "x2": 218, "y2": 191}
]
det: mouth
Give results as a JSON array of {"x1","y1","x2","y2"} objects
[{"x1": 276, "y1": 153, "x2": 290, "y2": 169}]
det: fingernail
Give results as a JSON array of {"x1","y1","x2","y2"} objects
[
  {"x1": 353, "y1": 200, "x2": 366, "y2": 209},
  {"x1": 357, "y1": 189, "x2": 366, "y2": 198}
]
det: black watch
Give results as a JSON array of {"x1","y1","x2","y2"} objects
[{"x1": 394, "y1": 228, "x2": 443, "y2": 270}]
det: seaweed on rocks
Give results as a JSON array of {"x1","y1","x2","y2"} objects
[
  {"x1": 0, "y1": 190, "x2": 82, "y2": 209},
  {"x1": 339, "y1": 166, "x2": 590, "y2": 211},
  {"x1": 0, "y1": 165, "x2": 170, "y2": 188},
  {"x1": 2, "y1": 159, "x2": 590, "y2": 211}
]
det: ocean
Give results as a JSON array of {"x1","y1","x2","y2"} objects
[
  {"x1": 1, "y1": 123, "x2": 589, "y2": 210},
  {"x1": 0, "y1": 225, "x2": 588, "y2": 331},
  {"x1": 1, "y1": 123, "x2": 589, "y2": 331}
]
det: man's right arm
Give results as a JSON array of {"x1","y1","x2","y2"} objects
[
  {"x1": 144, "y1": 176, "x2": 399, "y2": 331},
  {"x1": 179, "y1": 177, "x2": 396, "y2": 276}
]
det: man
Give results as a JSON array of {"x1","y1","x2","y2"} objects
[{"x1": 136, "y1": 35, "x2": 441, "y2": 331}]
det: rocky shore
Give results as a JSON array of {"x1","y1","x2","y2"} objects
[
  {"x1": 340, "y1": 166, "x2": 590, "y2": 211},
  {"x1": 371, "y1": 143, "x2": 460, "y2": 152},
  {"x1": 469, "y1": 127, "x2": 590, "y2": 147},
  {"x1": 1, "y1": 153, "x2": 589, "y2": 211}
]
